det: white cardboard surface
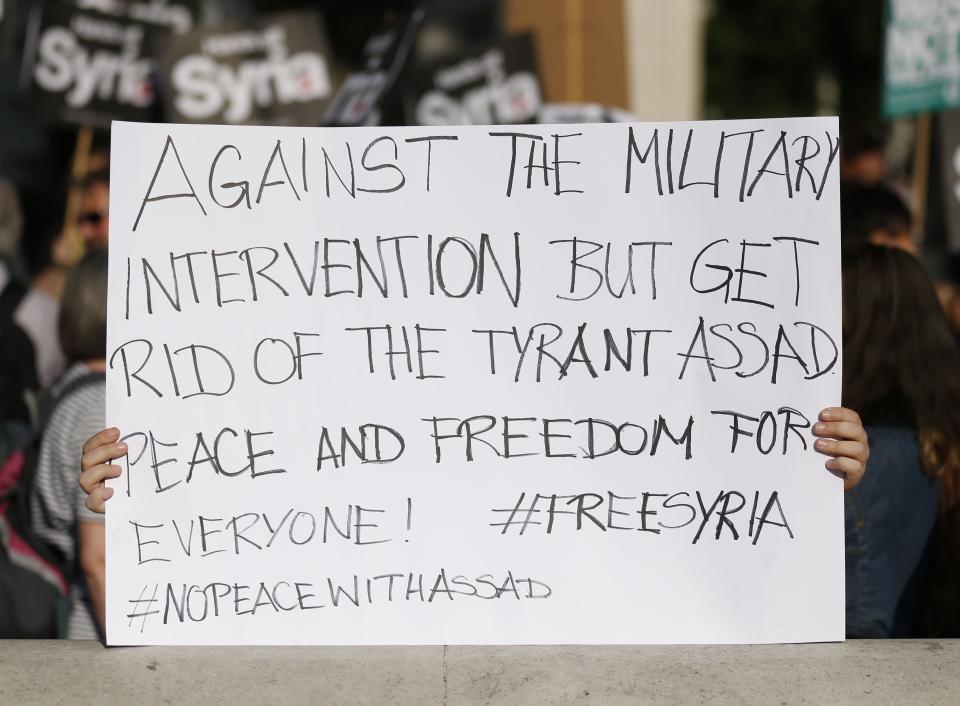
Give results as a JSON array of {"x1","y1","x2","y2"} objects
[{"x1": 105, "y1": 118, "x2": 843, "y2": 645}]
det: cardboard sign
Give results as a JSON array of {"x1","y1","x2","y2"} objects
[
  {"x1": 106, "y1": 118, "x2": 843, "y2": 645},
  {"x1": 323, "y1": 10, "x2": 423, "y2": 127},
  {"x1": 404, "y1": 34, "x2": 542, "y2": 126},
  {"x1": 22, "y1": 1, "x2": 184, "y2": 126},
  {"x1": 159, "y1": 11, "x2": 335, "y2": 126},
  {"x1": 883, "y1": 0, "x2": 960, "y2": 116}
]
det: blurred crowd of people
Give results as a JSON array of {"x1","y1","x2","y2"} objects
[
  {"x1": 837, "y1": 126, "x2": 960, "y2": 638},
  {"x1": 1, "y1": 121, "x2": 960, "y2": 641},
  {"x1": 1, "y1": 145, "x2": 110, "y2": 639}
]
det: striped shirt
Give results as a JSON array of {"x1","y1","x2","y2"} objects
[{"x1": 30, "y1": 363, "x2": 105, "y2": 640}]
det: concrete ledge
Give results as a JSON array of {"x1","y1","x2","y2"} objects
[{"x1": 1, "y1": 640, "x2": 957, "y2": 705}]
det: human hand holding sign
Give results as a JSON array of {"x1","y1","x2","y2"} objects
[
  {"x1": 79, "y1": 407, "x2": 871, "y2": 514},
  {"x1": 79, "y1": 427, "x2": 125, "y2": 514},
  {"x1": 812, "y1": 407, "x2": 869, "y2": 490}
]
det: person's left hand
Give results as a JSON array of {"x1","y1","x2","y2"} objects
[{"x1": 813, "y1": 407, "x2": 870, "y2": 490}]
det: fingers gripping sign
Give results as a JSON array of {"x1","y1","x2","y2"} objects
[
  {"x1": 80, "y1": 427, "x2": 128, "y2": 513},
  {"x1": 812, "y1": 407, "x2": 870, "y2": 490}
]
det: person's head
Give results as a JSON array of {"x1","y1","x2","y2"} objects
[
  {"x1": 59, "y1": 249, "x2": 108, "y2": 364},
  {"x1": 840, "y1": 123, "x2": 885, "y2": 185},
  {"x1": 842, "y1": 245, "x2": 960, "y2": 509},
  {"x1": 841, "y1": 181, "x2": 916, "y2": 256},
  {"x1": 78, "y1": 170, "x2": 109, "y2": 250}
]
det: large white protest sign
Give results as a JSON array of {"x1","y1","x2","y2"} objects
[{"x1": 106, "y1": 118, "x2": 842, "y2": 645}]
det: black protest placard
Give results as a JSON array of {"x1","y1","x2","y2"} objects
[
  {"x1": 323, "y1": 9, "x2": 423, "y2": 127},
  {"x1": 22, "y1": 2, "x2": 182, "y2": 127},
  {"x1": 404, "y1": 33, "x2": 542, "y2": 126},
  {"x1": 74, "y1": 0, "x2": 195, "y2": 33},
  {"x1": 159, "y1": 11, "x2": 336, "y2": 126}
]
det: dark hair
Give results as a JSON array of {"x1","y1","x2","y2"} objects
[
  {"x1": 840, "y1": 181, "x2": 912, "y2": 255},
  {"x1": 58, "y1": 249, "x2": 108, "y2": 362},
  {"x1": 840, "y1": 122, "x2": 884, "y2": 161},
  {"x1": 22, "y1": 195, "x2": 66, "y2": 277},
  {"x1": 842, "y1": 245, "x2": 960, "y2": 509}
]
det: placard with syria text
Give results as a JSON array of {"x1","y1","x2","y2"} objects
[{"x1": 106, "y1": 118, "x2": 843, "y2": 645}]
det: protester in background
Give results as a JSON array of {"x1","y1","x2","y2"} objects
[
  {"x1": 0, "y1": 179, "x2": 38, "y2": 446},
  {"x1": 30, "y1": 251, "x2": 108, "y2": 640},
  {"x1": 842, "y1": 245, "x2": 960, "y2": 638},
  {"x1": 839, "y1": 123, "x2": 886, "y2": 186},
  {"x1": 77, "y1": 171, "x2": 109, "y2": 250},
  {"x1": 840, "y1": 181, "x2": 960, "y2": 345},
  {"x1": 1, "y1": 189, "x2": 74, "y2": 391},
  {"x1": 14, "y1": 201, "x2": 72, "y2": 389},
  {"x1": 840, "y1": 181, "x2": 917, "y2": 255}
]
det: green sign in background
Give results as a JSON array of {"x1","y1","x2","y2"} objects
[{"x1": 884, "y1": 0, "x2": 960, "y2": 117}]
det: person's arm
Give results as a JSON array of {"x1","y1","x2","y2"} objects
[
  {"x1": 78, "y1": 521, "x2": 106, "y2": 632},
  {"x1": 813, "y1": 407, "x2": 870, "y2": 490}
]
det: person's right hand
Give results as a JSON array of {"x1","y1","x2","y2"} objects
[{"x1": 79, "y1": 428, "x2": 127, "y2": 514}]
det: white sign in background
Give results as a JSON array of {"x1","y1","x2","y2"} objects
[{"x1": 106, "y1": 118, "x2": 842, "y2": 645}]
